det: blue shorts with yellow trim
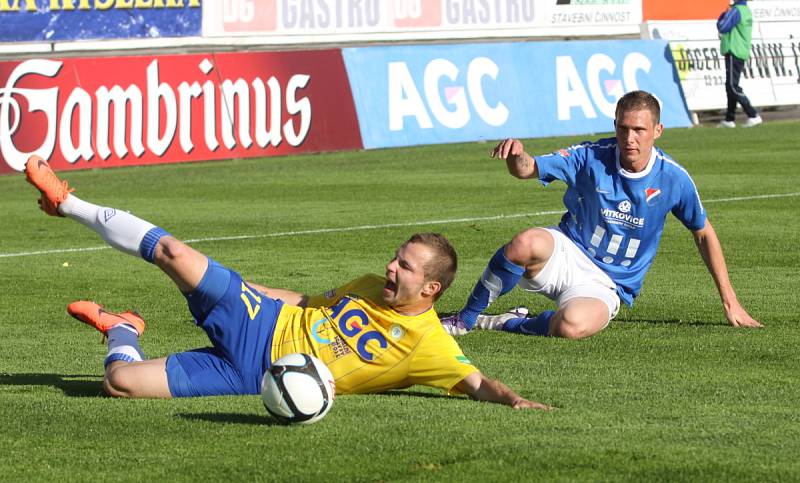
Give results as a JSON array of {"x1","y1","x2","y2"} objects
[{"x1": 165, "y1": 259, "x2": 282, "y2": 397}]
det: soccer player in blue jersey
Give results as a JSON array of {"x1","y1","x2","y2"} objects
[
  {"x1": 441, "y1": 90, "x2": 762, "y2": 339},
  {"x1": 24, "y1": 156, "x2": 549, "y2": 409}
]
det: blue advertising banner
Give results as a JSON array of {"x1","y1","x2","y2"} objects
[
  {"x1": 343, "y1": 40, "x2": 691, "y2": 149},
  {"x1": 0, "y1": 0, "x2": 200, "y2": 42}
]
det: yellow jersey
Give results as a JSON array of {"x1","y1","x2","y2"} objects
[{"x1": 271, "y1": 274, "x2": 478, "y2": 395}]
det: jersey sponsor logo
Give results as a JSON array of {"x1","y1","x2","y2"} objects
[
  {"x1": 645, "y1": 187, "x2": 661, "y2": 205},
  {"x1": 617, "y1": 200, "x2": 631, "y2": 213},
  {"x1": 311, "y1": 318, "x2": 331, "y2": 344},
  {"x1": 328, "y1": 296, "x2": 388, "y2": 361},
  {"x1": 601, "y1": 206, "x2": 644, "y2": 228}
]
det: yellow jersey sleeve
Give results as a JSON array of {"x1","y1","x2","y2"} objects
[{"x1": 408, "y1": 326, "x2": 479, "y2": 395}]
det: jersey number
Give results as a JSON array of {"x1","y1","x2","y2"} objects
[{"x1": 240, "y1": 282, "x2": 262, "y2": 320}]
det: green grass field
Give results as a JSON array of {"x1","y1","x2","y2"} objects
[{"x1": 1, "y1": 121, "x2": 799, "y2": 481}]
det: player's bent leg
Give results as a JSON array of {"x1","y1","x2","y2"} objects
[
  {"x1": 153, "y1": 237, "x2": 209, "y2": 294},
  {"x1": 165, "y1": 348, "x2": 251, "y2": 397},
  {"x1": 549, "y1": 298, "x2": 610, "y2": 339},
  {"x1": 443, "y1": 226, "x2": 558, "y2": 333},
  {"x1": 505, "y1": 227, "x2": 555, "y2": 275},
  {"x1": 104, "y1": 358, "x2": 172, "y2": 398}
]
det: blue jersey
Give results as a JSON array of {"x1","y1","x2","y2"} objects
[{"x1": 535, "y1": 137, "x2": 706, "y2": 306}]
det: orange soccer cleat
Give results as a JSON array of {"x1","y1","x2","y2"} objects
[
  {"x1": 24, "y1": 155, "x2": 74, "y2": 217},
  {"x1": 67, "y1": 301, "x2": 146, "y2": 336}
]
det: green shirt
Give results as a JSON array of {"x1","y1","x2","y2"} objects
[{"x1": 721, "y1": 3, "x2": 753, "y2": 60}]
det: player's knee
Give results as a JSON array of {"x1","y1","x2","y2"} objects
[
  {"x1": 506, "y1": 228, "x2": 552, "y2": 266},
  {"x1": 551, "y1": 322, "x2": 591, "y2": 340},
  {"x1": 103, "y1": 369, "x2": 135, "y2": 398},
  {"x1": 551, "y1": 306, "x2": 605, "y2": 340},
  {"x1": 153, "y1": 237, "x2": 191, "y2": 268}
]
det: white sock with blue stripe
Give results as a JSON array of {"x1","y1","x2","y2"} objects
[
  {"x1": 104, "y1": 324, "x2": 144, "y2": 368},
  {"x1": 58, "y1": 194, "x2": 169, "y2": 263}
]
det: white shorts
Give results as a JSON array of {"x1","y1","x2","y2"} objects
[{"x1": 517, "y1": 227, "x2": 621, "y2": 321}]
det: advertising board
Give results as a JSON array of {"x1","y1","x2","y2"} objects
[
  {"x1": 203, "y1": 0, "x2": 642, "y2": 40},
  {"x1": 0, "y1": 0, "x2": 201, "y2": 42},
  {"x1": 343, "y1": 40, "x2": 691, "y2": 149},
  {"x1": 0, "y1": 50, "x2": 362, "y2": 173}
]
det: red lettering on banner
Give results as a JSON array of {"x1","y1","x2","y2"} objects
[
  {"x1": 393, "y1": 0, "x2": 441, "y2": 27},
  {"x1": 223, "y1": 0, "x2": 277, "y2": 32},
  {"x1": 0, "y1": 50, "x2": 362, "y2": 173}
]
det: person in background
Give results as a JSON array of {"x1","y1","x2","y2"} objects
[{"x1": 716, "y1": 0, "x2": 762, "y2": 128}]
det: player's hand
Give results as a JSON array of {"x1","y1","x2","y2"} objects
[
  {"x1": 491, "y1": 138, "x2": 525, "y2": 162},
  {"x1": 510, "y1": 397, "x2": 553, "y2": 410},
  {"x1": 491, "y1": 138, "x2": 537, "y2": 179},
  {"x1": 724, "y1": 302, "x2": 763, "y2": 328}
]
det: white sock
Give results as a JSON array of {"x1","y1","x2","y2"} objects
[
  {"x1": 59, "y1": 194, "x2": 157, "y2": 258},
  {"x1": 104, "y1": 324, "x2": 145, "y2": 368}
]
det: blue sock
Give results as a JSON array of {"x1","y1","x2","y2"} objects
[
  {"x1": 138, "y1": 227, "x2": 170, "y2": 263},
  {"x1": 502, "y1": 310, "x2": 555, "y2": 336},
  {"x1": 104, "y1": 325, "x2": 145, "y2": 368},
  {"x1": 459, "y1": 247, "x2": 525, "y2": 328}
]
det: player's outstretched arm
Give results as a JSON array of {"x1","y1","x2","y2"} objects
[
  {"x1": 247, "y1": 282, "x2": 309, "y2": 307},
  {"x1": 692, "y1": 220, "x2": 763, "y2": 328},
  {"x1": 490, "y1": 138, "x2": 539, "y2": 179},
  {"x1": 455, "y1": 371, "x2": 551, "y2": 410}
]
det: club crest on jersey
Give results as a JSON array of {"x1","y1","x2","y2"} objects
[
  {"x1": 645, "y1": 187, "x2": 662, "y2": 205},
  {"x1": 389, "y1": 324, "x2": 405, "y2": 340}
]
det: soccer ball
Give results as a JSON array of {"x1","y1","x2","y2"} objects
[{"x1": 261, "y1": 353, "x2": 335, "y2": 425}]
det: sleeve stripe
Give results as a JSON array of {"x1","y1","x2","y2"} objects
[{"x1": 663, "y1": 156, "x2": 705, "y2": 215}]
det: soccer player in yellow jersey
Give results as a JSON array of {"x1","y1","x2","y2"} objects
[{"x1": 25, "y1": 156, "x2": 549, "y2": 410}]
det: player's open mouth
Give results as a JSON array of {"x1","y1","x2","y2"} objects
[{"x1": 384, "y1": 280, "x2": 396, "y2": 294}]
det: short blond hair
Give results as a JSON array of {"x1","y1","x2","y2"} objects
[
  {"x1": 616, "y1": 90, "x2": 661, "y2": 125},
  {"x1": 403, "y1": 233, "x2": 457, "y2": 300}
]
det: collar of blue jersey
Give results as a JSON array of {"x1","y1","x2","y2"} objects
[{"x1": 615, "y1": 146, "x2": 657, "y2": 179}]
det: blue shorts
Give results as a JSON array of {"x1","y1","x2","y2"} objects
[{"x1": 165, "y1": 259, "x2": 283, "y2": 397}]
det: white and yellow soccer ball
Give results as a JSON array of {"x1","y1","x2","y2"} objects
[{"x1": 261, "y1": 353, "x2": 335, "y2": 425}]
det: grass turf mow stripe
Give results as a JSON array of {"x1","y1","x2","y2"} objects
[{"x1": 2, "y1": 191, "x2": 798, "y2": 259}]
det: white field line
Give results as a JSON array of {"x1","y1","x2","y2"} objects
[{"x1": 2, "y1": 192, "x2": 799, "y2": 260}]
